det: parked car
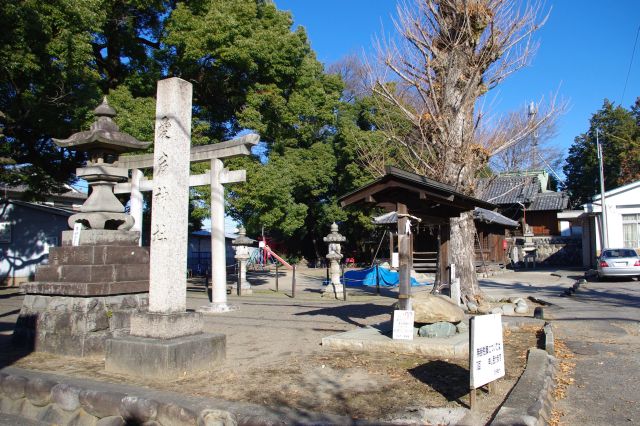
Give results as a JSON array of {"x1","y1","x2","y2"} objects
[{"x1": 597, "y1": 248, "x2": 640, "y2": 280}]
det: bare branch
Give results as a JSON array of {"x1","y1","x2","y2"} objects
[{"x1": 361, "y1": 0, "x2": 554, "y2": 191}]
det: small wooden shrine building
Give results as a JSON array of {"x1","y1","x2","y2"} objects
[{"x1": 339, "y1": 166, "x2": 498, "y2": 308}]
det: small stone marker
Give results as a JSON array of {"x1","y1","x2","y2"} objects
[
  {"x1": 148, "y1": 77, "x2": 192, "y2": 313},
  {"x1": 450, "y1": 278, "x2": 461, "y2": 306},
  {"x1": 71, "y1": 223, "x2": 82, "y2": 246},
  {"x1": 392, "y1": 310, "x2": 415, "y2": 340},
  {"x1": 470, "y1": 313, "x2": 505, "y2": 389}
]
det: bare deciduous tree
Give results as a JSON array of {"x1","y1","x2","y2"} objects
[
  {"x1": 361, "y1": 0, "x2": 565, "y2": 304},
  {"x1": 484, "y1": 98, "x2": 564, "y2": 173}
]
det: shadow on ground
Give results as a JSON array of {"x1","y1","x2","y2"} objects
[
  {"x1": 0, "y1": 331, "x2": 32, "y2": 370},
  {"x1": 408, "y1": 360, "x2": 470, "y2": 407},
  {"x1": 295, "y1": 303, "x2": 393, "y2": 327}
]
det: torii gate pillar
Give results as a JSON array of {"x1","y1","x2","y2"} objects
[{"x1": 200, "y1": 158, "x2": 234, "y2": 312}]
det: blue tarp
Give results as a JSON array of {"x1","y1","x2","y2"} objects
[{"x1": 343, "y1": 266, "x2": 428, "y2": 287}]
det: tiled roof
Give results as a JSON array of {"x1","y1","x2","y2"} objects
[
  {"x1": 0, "y1": 183, "x2": 86, "y2": 200},
  {"x1": 473, "y1": 207, "x2": 519, "y2": 227},
  {"x1": 475, "y1": 175, "x2": 540, "y2": 205},
  {"x1": 3, "y1": 199, "x2": 75, "y2": 216},
  {"x1": 528, "y1": 192, "x2": 569, "y2": 211}
]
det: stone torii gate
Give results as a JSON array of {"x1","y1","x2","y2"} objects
[{"x1": 114, "y1": 120, "x2": 258, "y2": 313}]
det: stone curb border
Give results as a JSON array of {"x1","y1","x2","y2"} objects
[
  {"x1": 563, "y1": 278, "x2": 588, "y2": 297},
  {"x1": 0, "y1": 366, "x2": 375, "y2": 426},
  {"x1": 489, "y1": 321, "x2": 557, "y2": 426}
]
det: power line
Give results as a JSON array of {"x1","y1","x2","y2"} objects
[{"x1": 621, "y1": 25, "x2": 640, "y2": 105}]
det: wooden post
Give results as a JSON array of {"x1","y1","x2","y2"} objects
[
  {"x1": 439, "y1": 224, "x2": 451, "y2": 288},
  {"x1": 325, "y1": 263, "x2": 329, "y2": 286},
  {"x1": 342, "y1": 263, "x2": 347, "y2": 301},
  {"x1": 291, "y1": 264, "x2": 296, "y2": 298},
  {"x1": 236, "y1": 261, "x2": 242, "y2": 296},
  {"x1": 470, "y1": 387, "x2": 477, "y2": 410},
  {"x1": 275, "y1": 262, "x2": 279, "y2": 292},
  {"x1": 469, "y1": 315, "x2": 476, "y2": 410},
  {"x1": 205, "y1": 273, "x2": 210, "y2": 301},
  {"x1": 389, "y1": 231, "x2": 394, "y2": 261},
  {"x1": 375, "y1": 262, "x2": 380, "y2": 295},
  {"x1": 397, "y1": 203, "x2": 411, "y2": 310}
]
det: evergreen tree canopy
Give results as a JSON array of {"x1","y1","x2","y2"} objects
[
  {"x1": 563, "y1": 99, "x2": 640, "y2": 207},
  {"x1": 0, "y1": 0, "x2": 377, "y2": 259}
]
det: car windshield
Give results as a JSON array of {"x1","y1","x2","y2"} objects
[{"x1": 602, "y1": 249, "x2": 638, "y2": 258}]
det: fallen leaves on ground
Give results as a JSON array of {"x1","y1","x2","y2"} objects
[{"x1": 550, "y1": 339, "x2": 576, "y2": 426}]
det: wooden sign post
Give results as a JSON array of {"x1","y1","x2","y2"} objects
[{"x1": 469, "y1": 313, "x2": 505, "y2": 410}]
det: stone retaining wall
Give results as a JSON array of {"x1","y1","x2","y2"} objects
[
  {"x1": 0, "y1": 371, "x2": 234, "y2": 425},
  {"x1": 0, "y1": 367, "x2": 363, "y2": 426},
  {"x1": 511, "y1": 236, "x2": 581, "y2": 266}
]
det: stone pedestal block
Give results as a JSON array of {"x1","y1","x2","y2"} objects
[
  {"x1": 129, "y1": 312, "x2": 203, "y2": 339},
  {"x1": 15, "y1": 229, "x2": 150, "y2": 357},
  {"x1": 12, "y1": 294, "x2": 148, "y2": 357},
  {"x1": 105, "y1": 333, "x2": 225, "y2": 380}
]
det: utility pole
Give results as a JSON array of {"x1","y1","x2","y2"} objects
[
  {"x1": 596, "y1": 129, "x2": 609, "y2": 249},
  {"x1": 528, "y1": 101, "x2": 538, "y2": 170}
]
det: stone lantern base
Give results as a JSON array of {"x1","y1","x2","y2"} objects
[
  {"x1": 12, "y1": 230, "x2": 150, "y2": 357},
  {"x1": 322, "y1": 282, "x2": 344, "y2": 299}
]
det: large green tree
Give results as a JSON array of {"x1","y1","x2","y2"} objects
[
  {"x1": 0, "y1": 0, "x2": 106, "y2": 194},
  {"x1": 563, "y1": 99, "x2": 640, "y2": 207},
  {"x1": 1, "y1": 0, "x2": 371, "y2": 257}
]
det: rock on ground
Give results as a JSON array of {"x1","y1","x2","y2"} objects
[
  {"x1": 411, "y1": 294, "x2": 465, "y2": 324},
  {"x1": 418, "y1": 322, "x2": 457, "y2": 338}
]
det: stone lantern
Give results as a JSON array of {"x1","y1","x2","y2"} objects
[
  {"x1": 323, "y1": 222, "x2": 346, "y2": 299},
  {"x1": 232, "y1": 226, "x2": 255, "y2": 295},
  {"x1": 13, "y1": 98, "x2": 152, "y2": 358},
  {"x1": 53, "y1": 97, "x2": 151, "y2": 232}
]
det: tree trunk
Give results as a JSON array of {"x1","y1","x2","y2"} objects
[{"x1": 449, "y1": 211, "x2": 483, "y2": 303}]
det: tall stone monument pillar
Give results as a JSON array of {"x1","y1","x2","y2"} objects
[
  {"x1": 105, "y1": 78, "x2": 225, "y2": 380},
  {"x1": 148, "y1": 78, "x2": 192, "y2": 313}
]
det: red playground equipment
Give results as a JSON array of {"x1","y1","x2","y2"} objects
[{"x1": 248, "y1": 231, "x2": 292, "y2": 270}]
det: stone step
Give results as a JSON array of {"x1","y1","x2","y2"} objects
[
  {"x1": 35, "y1": 264, "x2": 149, "y2": 283},
  {"x1": 21, "y1": 280, "x2": 149, "y2": 297},
  {"x1": 48, "y1": 245, "x2": 149, "y2": 266}
]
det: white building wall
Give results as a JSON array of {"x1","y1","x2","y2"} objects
[{"x1": 585, "y1": 182, "x2": 640, "y2": 253}]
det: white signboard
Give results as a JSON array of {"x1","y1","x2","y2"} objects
[
  {"x1": 72, "y1": 223, "x2": 83, "y2": 246},
  {"x1": 392, "y1": 309, "x2": 414, "y2": 340},
  {"x1": 470, "y1": 313, "x2": 505, "y2": 388},
  {"x1": 391, "y1": 252, "x2": 399, "y2": 268}
]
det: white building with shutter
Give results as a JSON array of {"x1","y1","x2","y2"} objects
[{"x1": 575, "y1": 180, "x2": 640, "y2": 267}]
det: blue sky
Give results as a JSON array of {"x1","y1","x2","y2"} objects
[{"x1": 275, "y1": 0, "x2": 640, "y2": 178}]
